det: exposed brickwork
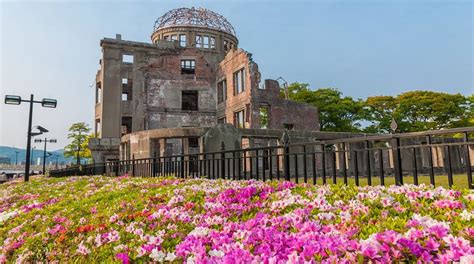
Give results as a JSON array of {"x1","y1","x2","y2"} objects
[{"x1": 216, "y1": 49, "x2": 319, "y2": 130}]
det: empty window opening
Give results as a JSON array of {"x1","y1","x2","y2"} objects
[
  {"x1": 234, "y1": 110, "x2": 245, "y2": 128},
  {"x1": 233, "y1": 68, "x2": 245, "y2": 94},
  {"x1": 189, "y1": 137, "x2": 199, "y2": 148},
  {"x1": 181, "y1": 60, "x2": 195, "y2": 74},
  {"x1": 179, "y1": 34, "x2": 187, "y2": 47},
  {"x1": 217, "y1": 79, "x2": 227, "y2": 103},
  {"x1": 96, "y1": 87, "x2": 101, "y2": 104},
  {"x1": 182, "y1": 91, "x2": 198, "y2": 111},
  {"x1": 218, "y1": 117, "x2": 227, "y2": 124},
  {"x1": 163, "y1": 35, "x2": 170, "y2": 41},
  {"x1": 203, "y1": 36, "x2": 209, "y2": 49},
  {"x1": 122, "y1": 54, "x2": 133, "y2": 63},
  {"x1": 121, "y1": 117, "x2": 132, "y2": 136},
  {"x1": 95, "y1": 119, "x2": 101, "y2": 136},
  {"x1": 122, "y1": 78, "x2": 128, "y2": 84},
  {"x1": 210, "y1": 37, "x2": 216, "y2": 49},
  {"x1": 284, "y1": 123, "x2": 294, "y2": 130},
  {"x1": 121, "y1": 93, "x2": 128, "y2": 101},
  {"x1": 170, "y1": 35, "x2": 178, "y2": 42},
  {"x1": 195, "y1": 35, "x2": 202, "y2": 48},
  {"x1": 223, "y1": 39, "x2": 229, "y2": 52},
  {"x1": 259, "y1": 106, "x2": 269, "y2": 129}
]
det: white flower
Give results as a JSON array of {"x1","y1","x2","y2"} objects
[
  {"x1": 186, "y1": 256, "x2": 195, "y2": 264},
  {"x1": 165, "y1": 252, "x2": 177, "y2": 262},
  {"x1": 460, "y1": 210, "x2": 473, "y2": 221},
  {"x1": 150, "y1": 248, "x2": 166, "y2": 262},
  {"x1": 208, "y1": 249, "x2": 224, "y2": 257},
  {"x1": 189, "y1": 226, "x2": 210, "y2": 237},
  {"x1": 460, "y1": 254, "x2": 474, "y2": 264},
  {"x1": 0, "y1": 210, "x2": 18, "y2": 223}
]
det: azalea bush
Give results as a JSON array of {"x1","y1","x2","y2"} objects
[{"x1": 0, "y1": 176, "x2": 473, "y2": 263}]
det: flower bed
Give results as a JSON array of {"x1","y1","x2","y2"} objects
[{"x1": 0, "y1": 176, "x2": 473, "y2": 263}]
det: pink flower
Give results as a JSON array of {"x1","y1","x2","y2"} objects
[{"x1": 115, "y1": 252, "x2": 130, "y2": 264}]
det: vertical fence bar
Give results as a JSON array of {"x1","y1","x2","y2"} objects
[
  {"x1": 445, "y1": 145, "x2": 453, "y2": 188},
  {"x1": 321, "y1": 145, "x2": 328, "y2": 184},
  {"x1": 212, "y1": 153, "x2": 215, "y2": 179},
  {"x1": 294, "y1": 153, "x2": 299, "y2": 184},
  {"x1": 249, "y1": 151, "x2": 253, "y2": 180},
  {"x1": 392, "y1": 137, "x2": 403, "y2": 185},
  {"x1": 238, "y1": 151, "x2": 242, "y2": 180},
  {"x1": 366, "y1": 141, "x2": 372, "y2": 186},
  {"x1": 312, "y1": 152, "x2": 317, "y2": 185},
  {"x1": 232, "y1": 151, "x2": 236, "y2": 180},
  {"x1": 132, "y1": 155, "x2": 135, "y2": 177},
  {"x1": 269, "y1": 149, "x2": 273, "y2": 181},
  {"x1": 342, "y1": 143, "x2": 347, "y2": 185},
  {"x1": 412, "y1": 147, "x2": 418, "y2": 185},
  {"x1": 256, "y1": 149, "x2": 260, "y2": 181},
  {"x1": 284, "y1": 144, "x2": 290, "y2": 181},
  {"x1": 464, "y1": 132, "x2": 472, "y2": 189},
  {"x1": 332, "y1": 151, "x2": 337, "y2": 184},
  {"x1": 353, "y1": 150, "x2": 359, "y2": 186},
  {"x1": 303, "y1": 146, "x2": 308, "y2": 183},
  {"x1": 276, "y1": 151, "x2": 280, "y2": 180},
  {"x1": 426, "y1": 135, "x2": 435, "y2": 186},
  {"x1": 244, "y1": 151, "x2": 247, "y2": 180},
  {"x1": 378, "y1": 149, "x2": 384, "y2": 186}
]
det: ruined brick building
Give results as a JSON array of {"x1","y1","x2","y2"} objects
[{"x1": 90, "y1": 7, "x2": 360, "y2": 162}]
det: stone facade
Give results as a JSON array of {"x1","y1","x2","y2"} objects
[{"x1": 91, "y1": 7, "x2": 320, "y2": 162}]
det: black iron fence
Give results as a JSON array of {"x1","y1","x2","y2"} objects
[{"x1": 50, "y1": 127, "x2": 473, "y2": 189}]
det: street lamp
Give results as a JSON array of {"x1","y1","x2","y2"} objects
[
  {"x1": 276, "y1": 77, "x2": 289, "y2": 100},
  {"x1": 4, "y1": 94, "x2": 57, "y2": 181},
  {"x1": 34, "y1": 138, "x2": 57, "y2": 174}
]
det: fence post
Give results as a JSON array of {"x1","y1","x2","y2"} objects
[
  {"x1": 282, "y1": 130, "x2": 290, "y2": 181},
  {"x1": 221, "y1": 142, "x2": 226, "y2": 179},
  {"x1": 132, "y1": 154, "x2": 135, "y2": 177},
  {"x1": 152, "y1": 151, "x2": 157, "y2": 177},
  {"x1": 391, "y1": 137, "x2": 403, "y2": 185},
  {"x1": 464, "y1": 132, "x2": 473, "y2": 189},
  {"x1": 180, "y1": 155, "x2": 185, "y2": 179}
]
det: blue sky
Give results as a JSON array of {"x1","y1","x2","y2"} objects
[{"x1": 1, "y1": 0, "x2": 472, "y2": 149}]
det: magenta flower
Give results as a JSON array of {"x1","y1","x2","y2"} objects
[{"x1": 115, "y1": 252, "x2": 129, "y2": 264}]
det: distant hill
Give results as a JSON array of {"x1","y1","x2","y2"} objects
[{"x1": 0, "y1": 146, "x2": 74, "y2": 165}]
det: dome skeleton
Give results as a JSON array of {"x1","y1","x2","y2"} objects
[{"x1": 153, "y1": 7, "x2": 237, "y2": 37}]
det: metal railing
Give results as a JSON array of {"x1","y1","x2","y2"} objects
[{"x1": 50, "y1": 127, "x2": 473, "y2": 189}]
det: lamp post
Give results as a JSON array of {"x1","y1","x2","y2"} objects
[
  {"x1": 4, "y1": 94, "x2": 57, "y2": 181},
  {"x1": 276, "y1": 77, "x2": 289, "y2": 100},
  {"x1": 34, "y1": 138, "x2": 57, "y2": 174}
]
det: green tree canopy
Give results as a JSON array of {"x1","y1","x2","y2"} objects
[
  {"x1": 64, "y1": 122, "x2": 92, "y2": 164},
  {"x1": 283, "y1": 83, "x2": 364, "y2": 132},
  {"x1": 363, "y1": 91, "x2": 473, "y2": 133},
  {"x1": 280, "y1": 83, "x2": 472, "y2": 133}
]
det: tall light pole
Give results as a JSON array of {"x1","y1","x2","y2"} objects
[
  {"x1": 276, "y1": 77, "x2": 289, "y2": 100},
  {"x1": 4, "y1": 94, "x2": 57, "y2": 181},
  {"x1": 34, "y1": 138, "x2": 57, "y2": 174}
]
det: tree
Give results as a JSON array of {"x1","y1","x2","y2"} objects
[
  {"x1": 64, "y1": 122, "x2": 91, "y2": 165},
  {"x1": 362, "y1": 96, "x2": 397, "y2": 133},
  {"x1": 363, "y1": 91, "x2": 473, "y2": 133},
  {"x1": 283, "y1": 83, "x2": 364, "y2": 132}
]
